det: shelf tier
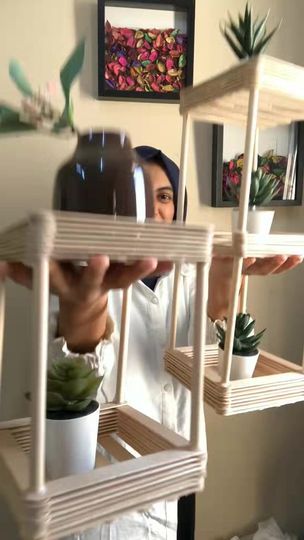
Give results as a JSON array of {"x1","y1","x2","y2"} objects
[
  {"x1": 165, "y1": 347, "x2": 304, "y2": 416},
  {"x1": 0, "y1": 403, "x2": 206, "y2": 540},
  {"x1": 180, "y1": 55, "x2": 304, "y2": 127},
  {"x1": 213, "y1": 231, "x2": 304, "y2": 258},
  {"x1": 0, "y1": 211, "x2": 212, "y2": 265},
  {"x1": 0, "y1": 213, "x2": 303, "y2": 265}
]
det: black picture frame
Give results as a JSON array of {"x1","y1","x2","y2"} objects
[
  {"x1": 97, "y1": 0, "x2": 195, "y2": 102},
  {"x1": 212, "y1": 123, "x2": 304, "y2": 207}
]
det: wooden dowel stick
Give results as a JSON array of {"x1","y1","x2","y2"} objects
[
  {"x1": 223, "y1": 88, "x2": 260, "y2": 384},
  {"x1": 30, "y1": 256, "x2": 49, "y2": 493},
  {"x1": 239, "y1": 275, "x2": 248, "y2": 313},
  {"x1": 240, "y1": 129, "x2": 259, "y2": 312},
  {"x1": 190, "y1": 262, "x2": 209, "y2": 450},
  {"x1": 169, "y1": 114, "x2": 191, "y2": 349},
  {"x1": 115, "y1": 287, "x2": 132, "y2": 404}
]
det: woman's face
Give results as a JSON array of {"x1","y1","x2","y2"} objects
[{"x1": 145, "y1": 162, "x2": 175, "y2": 223}]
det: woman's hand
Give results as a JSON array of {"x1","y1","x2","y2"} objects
[
  {"x1": 0, "y1": 257, "x2": 172, "y2": 352},
  {"x1": 208, "y1": 255, "x2": 303, "y2": 321}
]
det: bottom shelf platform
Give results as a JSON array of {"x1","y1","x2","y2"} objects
[
  {"x1": 0, "y1": 403, "x2": 206, "y2": 540},
  {"x1": 165, "y1": 346, "x2": 304, "y2": 416}
]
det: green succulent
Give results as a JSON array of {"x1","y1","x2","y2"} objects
[
  {"x1": 216, "y1": 313, "x2": 266, "y2": 356},
  {"x1": 220, "y1": 2, "x2": 281, "y2": 59},
  {"x1": 47, "y1": 357, "x2": 103, "y2": 412},
  {"x1": 226, "y1": 168, "x2": 281, "y2": 207}
]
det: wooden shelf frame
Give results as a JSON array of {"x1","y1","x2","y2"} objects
[
  {"x1": 180, "y1": 55, "x2": 304, "y2": 128},
  {"x1": 166, "y1": 54, "x2": 304, "y2": 414},
  {"x1": 0, "y1": 211, "x2": 213, "y2": 539},
  {"x1": 0, "y1": 403, "x2": 206, "y2": 539},
  {"x1": 165, "y1": 347, "x2": 304, "y2": 416}
]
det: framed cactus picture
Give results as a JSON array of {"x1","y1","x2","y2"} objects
[
  {"x1": 212, "y1": 122, "x2": 304, "y2": 207},
  {"x1": 97, "y1": 0, "x2": 195, "y2": 102}
]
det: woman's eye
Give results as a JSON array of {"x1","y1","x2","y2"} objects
[{"x1": 158, "y1": 193, "x2": 173, "y2": 203}]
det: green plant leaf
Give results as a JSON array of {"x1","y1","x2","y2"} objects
[
  {"x1": 66, "y1": 399, "x2": 91, "y2": 412},
  {"x1": 252, "y1": 11, "x2": 269, "y2": 48},
  {"x1": 47, "y1": 391, "x2": 67, "y2": 411},
  {"x1": 59, "y1": 39, "x2": 85, "y2": 128},
  {"x1": 253, "y1": 23, "x2": 281, "y2": 54},
  {"x1": 238, "y1": 13, "x2": 246, "y2": 31},
  {"x1": 244, "y1": 4, "x2": 252, "y2": 54},
  {"x1": 250, "y1": 172, "x2": 260, "y2": 204},
  {"x1": 227, "y1": 14, "x2": 245, "y2": 46},
  {"x1": 8, "y1": 60, "x2": 33, "y2": 97},
  {"x1": 220, "y1": 26, "x2": 245, "y2": 59}
]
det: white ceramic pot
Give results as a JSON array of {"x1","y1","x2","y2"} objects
[
  {"x1": 46, "y1": 401, "x2": 100, "y2": 480},
  {"x1": 232, "y1": 208, "x2": 274, "y2": 234},
  {"x1": 218, "y1": 347, "x2": 259, "y2": 380}
]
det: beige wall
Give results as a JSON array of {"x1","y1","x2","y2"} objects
[{"x1": 0, "y1": 0, "x2": 303, "y2": 538}]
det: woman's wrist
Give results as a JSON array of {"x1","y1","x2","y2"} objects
[{"x1": 58, "y1": 295, "x2": 109, "y2": 353}]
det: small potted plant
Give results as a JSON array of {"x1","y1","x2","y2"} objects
[
  {"x1": 46, "y1": 357, "x2": 103, "y2": 480},
  {"x1": 226, "y1": 168, "x2": 281, "y2": 233},
  {"x1": 221, "y1": 3, "x2": 281, "y2": 234},
  {"x1": 216, "y1": 313, "x2": 266, "y2": 380}
]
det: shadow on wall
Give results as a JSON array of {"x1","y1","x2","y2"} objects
[
  {"x1": 193, "y1": 121, "x2": 213, "y2": 206},
  {"x1": 199, "y1": 402, "x2": 304, "y2": 540},
  {"x1": 0, "y1": 496, "x2": 21, "y2": 540},
  {"x1": 74, "y1": 0, "x2": 98, "y2": 98}
]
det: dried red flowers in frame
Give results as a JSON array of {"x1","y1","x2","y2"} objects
[{"x1": 98, "y1": 0, "x2": 195, "y2": 102}]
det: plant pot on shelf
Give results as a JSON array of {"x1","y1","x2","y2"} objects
[
  {"x1": 45, "y1": 357, "x2": 103, "y2": 480},
  {"x1": 217, "y1": 346, "x2": 259, "y2": 380},
  {"x1": 46, "y1": 400, "x2": 100, "y2": 480},
  {"x1": 215, "y1": 313, "x2": 266, "y2": 381},
  {"x1": 232, "y1": 207, "x2": 275, "y2": 234}
]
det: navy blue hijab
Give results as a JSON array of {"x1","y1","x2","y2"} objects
[
  {"x1": 134, "y1": 145, "x2": 187, "y2": 289},
  {"x1": 134, "y1": 145, "x2": 187, "y2": 221}
]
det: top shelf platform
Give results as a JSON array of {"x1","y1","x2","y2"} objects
[
  {"x1": 180, "y1": 55, "x2": 304, "y2": 128},
  {"x1": 0, "y1": 211, "x2": 213, "y2": 265},
  {"x1": 0, "y1": 212, "x2": 303, "y2": 264}
]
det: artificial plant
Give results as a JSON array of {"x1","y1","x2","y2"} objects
[
  {"x1": 226, "y1": 167, "x2": 281, "y2": 207},
  {"x1": 0, "y1": 40, "x2": 85, "y2": 134},
  {"x1": 47, "y1": 357, "x2": 103, "y2": 413},
  {"x1": 216, "y1": 313, "x2": 266, "y2": 356},
  {"x1": 221, "y1": 3, "x2": 282, "y2": 209},
  {"x1": 220, "y1": 2, "x2": 281, "y2": 60}
]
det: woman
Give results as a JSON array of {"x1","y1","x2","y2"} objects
[{"x1": 0, "y1": 147, "x2": 301, "y2": 540}]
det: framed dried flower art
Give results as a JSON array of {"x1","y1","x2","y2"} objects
[
  {"x1": 97, "y1": 0, "x2": 195, "y2": 102},
  {"x1": 212, "y1": 123, "x2": 304, "y2": 207}
]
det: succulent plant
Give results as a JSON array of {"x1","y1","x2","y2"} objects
[
  {"x1": 47, "y1": 357, "x2": 103, "y2": 412},
  {"x1": 216, "y1": 313, "x2": 265, "y2": 356},
  {"x1": 220, "y1": 2, "x2": 281, "y2": 60},
  {"x1": 226, "y1": 167, "x2": 281, "y2": 207}
]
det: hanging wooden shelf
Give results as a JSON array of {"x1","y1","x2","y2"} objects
[
  {"x1": 0, "y1": 403, "x2": 205, "y2": 539},
  {"x1": 0, "y1": 210, "x2": 212, "y2": 539},
  {"x1": 180, "y1": 55, "x2": 304, "y2": 127},
  {"x1": 213, "y1": 232, "x2": 304, "y2": 258},
  {"x1": 165, "y1": 346, "x2": 304, "y2": 416}
]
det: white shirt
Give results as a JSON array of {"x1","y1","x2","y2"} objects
[{"x1": 49, "y1": 265, "x2": 216, "y2": 540}]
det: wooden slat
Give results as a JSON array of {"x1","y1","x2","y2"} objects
[
  {"x1": 98, "y1": 435, "x2": 134, "y2": 462},
  {"x1": 0, "y1": 430, "x2": 29, "y2": 491}
]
